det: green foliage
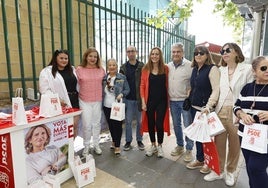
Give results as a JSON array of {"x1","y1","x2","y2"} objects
[
  {"x1": 213, "y1": 0, "x2": 244, "y2": 43},
  {"x1": 146, "y1": 0, "x2": 244, "y2": 42}
]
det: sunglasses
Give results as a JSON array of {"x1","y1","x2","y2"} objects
[
  {"x1": 220, "y1": 48, "x2": 232, "y2": 55},
  {"x1": 194, "y1": 51, "x2": 205, "y2": 56},
  {"x1": 260, "y1": 65, "x2": 268, "y2": 72}
]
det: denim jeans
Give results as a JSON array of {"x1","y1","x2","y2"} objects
[
  {"x1": 170, "y1": 101, "x2": 193, "y2": 150},
  {"x1": 125, "y1": 99, "x2": 142, "y2": 143},
  {"x1": 190, "y1": 107, "x2": 204, "y2": 162}
]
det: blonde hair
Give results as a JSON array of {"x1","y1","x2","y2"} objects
[
  {"x1": 81, "y1": 47, "x2": 102, "y2": 68},
  {"x1": 24, "y1": 124, "x2": 51, "y2": 154}
]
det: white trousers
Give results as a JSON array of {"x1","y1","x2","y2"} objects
[{"x1": 79, "y1": 99, "x2": 102, "y2": 146}]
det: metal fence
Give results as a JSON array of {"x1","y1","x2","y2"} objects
[{"x1": 0, "y1": 0, "x2": 195, "y2": 101}]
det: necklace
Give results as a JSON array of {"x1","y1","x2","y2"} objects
[{"x1": 250, "y1": 83, "x2": 267, "y2": 110}]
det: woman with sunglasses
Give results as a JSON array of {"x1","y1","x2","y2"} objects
[
  {"x1": 39, "y1": 49, "x2": 80, "y2": 137},
  {"x1": 102, "y1": 58, "x2": 130, "y2": 156},
  {"x1": 233, "y1": 56, "x2": 268, "y2": 188},
  {"x1": 186, "y1": 46, "x2": 220, "y2": 174},
  {"x1": 204, "y1": 43, "x2": 253, "y2": 186}
]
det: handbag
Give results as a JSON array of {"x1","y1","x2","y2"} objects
[
  {"x1": 182, "y1": 97, "x2": 191, "y2": 111},
  {"x1": 110, "y1": 100, "x2": 125, "y2": 121},
  {"x1": 39, "y1": 93, "x2": 63, "y2": 118},
  {"x1": 207, "y1": 112, "x2": 225, "y2": 136},
  {"x1": 12, "y1": 88, "x2": 28, "y2": 125},
  {"x1": 241, "y1": 123, "x2": 267, "y2": 154}
]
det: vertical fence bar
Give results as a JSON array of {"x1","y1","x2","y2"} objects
[
  {"x1": 115, "y1": 0, "x2": 118, "y2": 62},
  {"x1": 110, "y1": 0, "x2": 113, "y2": 58},
  {"x1": 66, "y1": 0, "x2": 74, "y2": 64},
  {"x1": 124, "y1": 3, "x2": 127, "y2": 50},
  {"x1": 15, "y1": 0, "x2": 26, "y2": 98},
  {"x1": 98, "y1": 0, "x2": 102, "y2": 54},
  {"x1": 27, "y1": 0, "x2": 38, "y2": 99},
  {"x1": 128, "y1": 4, "x2": 131, "y2": 45},
  {"x1": 1, "y1": 0, "x2": 13, "y2": 99},
  {"x1": 86, "y1": 3, "x2": 89, "y2": 47},
  {"x1": 133, "y1": 7, "x2": 136, "y2": 46},
  {"x1": 77, "y1": 1, "x2": 82, "y2": 61},
  {"x1": 140, "y1": 10, "x2": 143, "y2": 62},
  {"x1": 49, "y1": 0, "x2": 54, "y2": 52},
  {"x1": 120, "y1": 1, "x2": 123, "y2": 62},
  {"x1": 59, "y1": 0, "x2": 64, "y2": 48},
  {"x1": 39, "y1": 0, "x2": 46, "y2": 67},
  {"x1": 104, "y1": 0, "x2": 107, "y2": 62}
]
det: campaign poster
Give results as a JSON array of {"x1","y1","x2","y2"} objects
[
  {"x1": 0, "y1": 133, "x2": 15, "y2": 188},
  {"x1": 24, "y1": 118, "x2": 72, "y2": 186}
]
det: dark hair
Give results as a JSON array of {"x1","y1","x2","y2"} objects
[
  {"x1": 191, "y1": 46, "x2": 214, "y2": 67},
  {"x1": 220, "y1": 43, "x2": 245, "y2": 66},
  {"x1": 80, "y1": 47, "x2": 102, "y2": 68},
  {"x1": 143, "y1": 47, "x2": 166, "y2": 74},
  {"x1": 49, "y1": 49, "x2": 74, "y2": 78}
]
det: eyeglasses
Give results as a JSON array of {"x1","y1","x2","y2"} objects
[
  {"x1": 260, "y1": 65, "x2": 268, "y2": 72},
  {"x1": 220, "y1": 48, "x2": 232, "y2": 55},
  {"x1": 127, "y1": 50, "x2": 136, "y2": 53},
  {"x1": 194, "y1": 51, "x2": 205, "y2": 56}
]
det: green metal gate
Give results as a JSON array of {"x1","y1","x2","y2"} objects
[{"x1": 0, "y1": 0, "x2": 195, "y2": 101}]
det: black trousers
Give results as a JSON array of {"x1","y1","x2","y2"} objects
[
  {"x1": 146, "y1": 99, "x2": 167, "y2": 144},
  {"x1": 103, "y1": 106, "x2": 123, "y2": 147}
]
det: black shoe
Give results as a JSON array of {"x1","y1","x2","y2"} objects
[
  {"x1": 123, "y1": 142, "x2": 131, "y2": 151},
  {"x1": 137, "y1": 141, "x2": 145, "y2": 150}
]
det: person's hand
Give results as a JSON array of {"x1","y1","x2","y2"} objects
[
  {"x1": 257, "y1": 111, "x2": 268, "y2": 123},
  {"x1": 201, "y1": 107, "x2": 209, "y2": 115},
  {"x1": 142, "y1": 102, "x2": 147, "y2": 111},
  {"x1": 41, "y1": 165, "x2": 53, "y2": 175},
  {"x1": 60, "y1": 99, "x2": 67, "y2": 107},
  {"x1": 240, "y1": 113, "x2": 255, "y2": 125},
  {"x1": 116, "y1": 93, "x2": 123, "y2": 101}
]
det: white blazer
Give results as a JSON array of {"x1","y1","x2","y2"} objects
[
  {"x1": 39, "y1": 65, "x2": 78, "y2": 108},
  {"x1": 215, "y1": 63, "x2": 253, "y2": 120}
]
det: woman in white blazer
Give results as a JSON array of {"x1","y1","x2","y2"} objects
[
  {"x1": 204, "y1": 43, "x2": 253, "y2": 186},
  {"x1": 39, "y1": 49, "x2": 80, "y2": 137}
]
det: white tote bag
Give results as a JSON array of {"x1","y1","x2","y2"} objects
[
  {"x1": 12, "y1": 88, "x2": 28, "y2": 125},
  {"x1": 110, "y1": 100, "x2": 125, "y2": 121},
  {"x1": 183, "y1": 112, "x2": 211, "y2": 143},
  {"x1": 207, "y1": 112, "x2": 225, "y2": 136},
  {"x1": 241, "y1": 123, "x2": 267, "y2": 154},
  {"x1": 39, "y1": 93, "x2": 63, "y2": 117}
]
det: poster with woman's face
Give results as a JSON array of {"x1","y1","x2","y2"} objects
[{"x1": 24, "y1": 118, "x2": 70, "y2": 186}]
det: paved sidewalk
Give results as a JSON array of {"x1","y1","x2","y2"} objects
[{"x1": 62, "y1": 129, "x2": 249, "y2": 188}]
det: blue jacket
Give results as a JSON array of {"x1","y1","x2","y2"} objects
[{"x1": 102, "y1": 73, "x2": 130, "y2": 102}]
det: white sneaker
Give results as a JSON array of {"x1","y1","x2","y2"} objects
[
  {"x1": 145, "y1": 145, "x2": 157, "y2": 157},
  {"x1": 225, "y1": 172, "x2": 235, "y2": 186},
  {"x1": 157, "y1": 145, "x2": 164, "y2": 158},
  {"x1": 204, "y1": 170, "x2": 224, "y2": 181},
  {"x1": 82, "y1": 145, "x2": 90, "y2": 156},
  {"x1": 94, "y1": 145, "x2": 102, "y2": 155}
]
